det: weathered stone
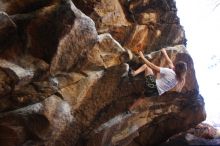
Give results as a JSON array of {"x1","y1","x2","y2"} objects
[
  {"x1": 49, "y1": 72, "x2": 86, "y2": 89},
  {"x1": 88, "y1": 33, "x2": 132, "y2": 68},
  {"x1": 88, "y1": 91, "x2": 205, "y2": 146},
  {"x1": 161, "y1": 133, "x2": 220, "y2": 146},
  {"x1": 88, "y1": 0, "x2": 130, "y2": 33},
  {"x1": 0, "y1": 0, "x2": 206, "y2": 146},
  {"x1": 0, "y1": 125, "x2": 26, "y2": 146},
  {"x1": 1, "y1": 0, "x2": 97, "y2": 73},
  {"x1": 73, "y1": 0, "x2": 133, "y2": 46},
  {"x1": 15, "y1": 55, "x2": 49, "y2": 81},
  {"x1": 0, "y1": 59, "x2": 34, "y2": 88},
  {"x1": 160, "y1": 11, "x2": 180, "y2": 24},
  {"x1": 0, "y1": 79, "x2": 57, "y2": 112},
  {"x1": 187, "y1": 123, "x2": 218, "y2": 139},
  {"x1": 0, "y1": 56, "x2": 50, "y2": 112},
  {"x1": 74, "y1": 0, "x2": 185, "y2": 54},
  {"x1": 147, "y1": 24, "x2": 186, "y2": 52},
  {"x1": 57, "y1": 70, "x2": 104, "y2": 109},
  {"x1": 126, "y1": 0, "x2": 177, "y2": 14},
  {"x1": 123, "y1": 25, "x2": 149, "y2": 52},
  {"x1": 12, "y1": 81, "x2": 56, "y2": 106},
  {"x1": 0, "y1": 95, "x2": 74, "y2": 146},
  {"x1": 49, "y1": 1, "x2": 98, "y2": 74},
  {"x1": 0, "y1": 69, "x2": 13, "y2": 97},
  {"x1": 0, "y1": 0, "x2": 55, "y2": 15},
  {"x1": 0, "y1": 12, "x2": 17, "y2": 52},
  {"x1": 136, "y1": 12, "x2": 158, "y2": 24}
]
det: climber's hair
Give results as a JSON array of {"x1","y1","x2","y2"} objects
[{"x1": 174, "y1": 61, "x2": 187, "y2": 81}]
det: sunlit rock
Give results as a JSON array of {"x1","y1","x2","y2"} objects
[
  {"x1": 77, "y1": 0, "x2": 131, "y2": 33},
  {"x1": 50, "y1": 1, "x2": 98, "y2": 74},
  {"x1": 0, "y1": 0, "x2": 206, "y2": 146},
  {"x1": 88, "y1": 33, "x2": 132, "y2": 68},
  {"x1": 86, "y1": 47, "x2": 205, "y2": 146},
  {"x1": 74, "y1": 0, "x2": 185, "y2": 54}
]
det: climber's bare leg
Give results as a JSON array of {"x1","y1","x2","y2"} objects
[
  {"x1": 133, "y1": 64, "x2": 154, "y2": 76},
  {"x1": 144, "y1": 64, "x2": 154, "y2": 76},
  {"x1": 129, "y1": 65, "x2": 154, "y2": 112},
  {"x1": 132, "y1": 64, "x2": 147, "y2": 76}
]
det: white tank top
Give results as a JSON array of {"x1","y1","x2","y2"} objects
[{"x1": 156, "y1": 68, "x2": 178, "y2": 95}]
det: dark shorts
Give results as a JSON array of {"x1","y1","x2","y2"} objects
[{"x1": 144, "y1": 75, "x2": 159, "y2": 97}]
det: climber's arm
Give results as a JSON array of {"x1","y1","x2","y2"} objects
[
  {"x1": 138, "y1": 51, "x2": 160, "y2": 73},
  {"x1": 161, "y1": 48, "x2": 174, "y2": 69}
]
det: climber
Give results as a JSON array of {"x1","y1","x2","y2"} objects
[{"x1": 128, "y1": 48, "x2": 187, "y2": 111}]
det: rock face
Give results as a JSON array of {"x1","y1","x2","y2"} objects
[
  {"x1": 73, "y1": 0, "x2": 186, "y2": 52},
  {"x1": 161, "y1": 123, "x2": 220, "y2": 146},
  {"x1": 0, "y1": 0, "x2": 205, "y2": 146}
]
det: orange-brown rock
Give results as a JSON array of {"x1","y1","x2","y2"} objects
[
  {"x1": 74, "y1": 0, "x2": 186, "y2": 53},
  {"x1": 87, "y1": 33, "x2": 132, "y2": 68},
  {"x1": 86, "y1": 47, "x2": 205, "y2": 146},
  {"x1": 0, "y1": 0, "x2": 206, "y2": 146}
]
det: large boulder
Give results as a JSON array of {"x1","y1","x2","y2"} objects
[
  {"x1": 88, "y1": 92, "x2": 205, "y2": 146},
  {"x1": 0, "y1": 0, "x2": 206, "y2": 146},
  {"x1": 0, "y1": 95, "x2": 73, "y2": 146},
  {"x1": 86, "y1": 46, "x2": 206, "y2": 146},
  {"x1": 160, "y1": 124, "x2": 220, "y2": 146},
  {"x1": 73, "y1": 0, "x2": 186, "y2": 53},
  {"x1": 87, "y1": 33, "x2": 132, "y2": 68}
]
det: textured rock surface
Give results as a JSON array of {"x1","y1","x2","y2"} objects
[
  {"x1": 86, "y1": 46, "x2": 205, "y2": 146},
  {"x1": 160, "y1": 133, "x2": 220, "y2": 146},
  {"x1": 88, "y1": 91, "x2": 205, "y2": 146},
  {"x1": 73, "y1": 0, "x2": 186, "y2": 52},
  {"x1": 0, "y1": 12, "x2": 17, "y2": 53},
  {"x1": 187, "y1": 123, "x2": 219, "y2": 139},
  {"x1": 160, "y1": 123, "x2": 220, "y2": 146},
  {"x1": 0, "y1": 0, "x2": 206, "y2": 146}
]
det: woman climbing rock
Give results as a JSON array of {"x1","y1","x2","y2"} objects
[{"x1": 128, "y1": 48, "x2": 188, "y2": 111}]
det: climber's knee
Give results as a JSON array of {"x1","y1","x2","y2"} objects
[{"x1": 144, "y1": 65, "x2": 154, "y2": 75}]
